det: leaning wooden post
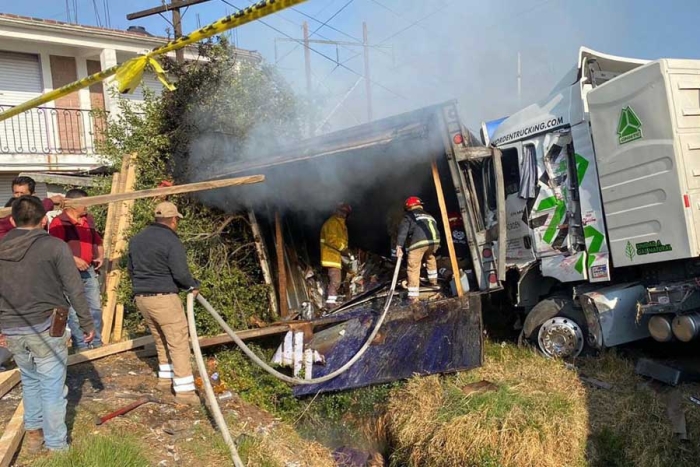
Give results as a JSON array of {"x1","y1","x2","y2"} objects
[
  {"x1": 275, "y1": 211, "x2": 289, "y2": 318},
  {"x1": 431, "y1": 159, "x2": 463, "y2": 297},
  {"x1": 248, "y1": 210, "x2": 279, "y2": 319},
  {"x1": 102, "y1": 158, "x2": 138, "y2": 344}
]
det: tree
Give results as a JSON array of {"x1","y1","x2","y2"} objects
[{"x1": 98, "y1": 39, "x2": 303, "y2": 335}]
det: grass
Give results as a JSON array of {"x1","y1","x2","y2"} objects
[
  {"x1": 580, "y1": 350, "x2": 700, "y2": 467},
  {"x1": 31, "y1": 431, "x2": 149, "y2": 467},
  {"x1": 384, "y1": 341, "x2": 700, "y2": 467},
  {"x1": 386, "y1": 341, "x2": 589, "y2": 467}
]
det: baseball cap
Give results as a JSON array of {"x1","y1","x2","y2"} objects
[{"x1": 154, "y1": 201, "x2": 184, "y2": 219}]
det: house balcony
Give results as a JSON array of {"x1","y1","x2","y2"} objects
[{"x1": 0, "y1": 104, "x2": 107, "y2": 171}]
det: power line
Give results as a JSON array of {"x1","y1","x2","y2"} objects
[
  {"x1": 219, "y1": 0, "x2": 408, "y2": 101},
  {"x1": 275, "y1": 0, "x2": 355, "y2": 65},
  {"x1": 91, "y1": 0, "x2": 102, "y2": 27}
]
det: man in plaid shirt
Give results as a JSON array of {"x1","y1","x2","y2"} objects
[{"x1": 49, "y1": 189, "x2": 104, "y2": 350}]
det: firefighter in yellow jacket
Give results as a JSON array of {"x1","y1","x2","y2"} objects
[{"x1": 320, "y1": 203, "x2": 352, "y2": 308}]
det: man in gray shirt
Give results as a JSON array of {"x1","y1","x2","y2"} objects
[{"x1": 0, "y1": 196, "x2": 94, "y2": 453}]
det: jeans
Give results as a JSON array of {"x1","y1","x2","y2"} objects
[
  {"x1": 6, "y1": 329, "x2": 69, "y2": 450},
  {"x1": 68, "y1": 267, "x2": 103, "y2": 349}
]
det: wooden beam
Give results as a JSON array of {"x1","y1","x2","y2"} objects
[
  {"x1": 0, "y1": 402, "x2": 24, "y2": 467},
  {"x1": 102, "y1": 159, "x2": 138, "y2": 344},
  {"x1": 67, "y1": 335, "x2": 154, "y2": 366},
  {"x1": 0, "y1": 370, "x2": 19, "y2": 400},
  {"x1": 0, "y1": 174, "x2": 265, "y2": 217},
  {"x1": 274, "y1": 212, "x2": 289, "y2": 318},
  {"x1": 100, "y1": 171, "x2": 123, "y2": 276},
  {"x1": 432, "y1": 160, "x2": 463, "y2": 297},
  {"x1": 248, "y1": 210, "x2": 279, "y2": 319},
  {"x1": 113, "y1": 304, "x2": 125, "y2": 343}
]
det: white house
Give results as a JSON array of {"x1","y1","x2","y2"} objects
[{"x1": 0, "y1": 13, "x2": 260, "y2": 200}]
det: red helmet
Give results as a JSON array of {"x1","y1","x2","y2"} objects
[
  {"x1": 337, "y1": 203, "x2": 352, "y2": 214},
  {"x1": 404, "y1": 196, "x2": 423, "y2": 210}
]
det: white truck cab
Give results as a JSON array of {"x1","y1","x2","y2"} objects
[{"x1": 461, "y1": 47, "x2": 700, "y2": 357}]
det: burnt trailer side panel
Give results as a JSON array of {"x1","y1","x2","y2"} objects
[{"x1": 294, "y1": 294, "x2": 482, "y2": 396}]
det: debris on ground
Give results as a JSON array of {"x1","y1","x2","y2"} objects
[{"x1": 0, "y1": 351, "x2": 334, "y2": 467}]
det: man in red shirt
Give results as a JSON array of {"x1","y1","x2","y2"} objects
[
  {"x1": 0, "y1": 176, "x2": 63, "y2": 240},
  {"x1": 49, "y1": 189, "x2": 104, "y2": 350}
]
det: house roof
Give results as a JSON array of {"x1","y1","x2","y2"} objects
[{"x1": 0, "y1": 12, "x2": 261, "y2": 60}]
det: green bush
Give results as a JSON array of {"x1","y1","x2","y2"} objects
[{"x1": 96, "y1": 39, "x2": 303, "y2": 336}]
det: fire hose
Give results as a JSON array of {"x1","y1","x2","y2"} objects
[
  {"x1": 186, "y1": 293, "x2": 244, "y2": 467},
  {"x1": 185, "y1": 259, "x2": 401, "y2": 465},
  {"x1": 191, "y1": 255, "x2": 402, "y2": 385}
]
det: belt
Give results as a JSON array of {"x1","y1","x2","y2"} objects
[{"x1": 135, "y1": 293, "x2": 174, "y2": 297}]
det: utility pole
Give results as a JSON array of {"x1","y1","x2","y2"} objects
[
  {"x1": 517, "y1": 52, "x2": 522, "y2": 106},
  {"x1": 302, "y1": 21, "x2": 314, "y2": 137},
  {"x1": 303, "y1": 22, "x2": 313, "y2": 97},
  {"x1": 275, "y1": 23, "x2": 389, "y2": 129},
  {"x1": 127, "y1": 0, "x2": 212, "y2": 63},
  {"x1": 363, "y1": 22, "x2": 372, "y2": 122},
  {"x1": 172, "y1": 1, "x2": 185, "y2": 63}
]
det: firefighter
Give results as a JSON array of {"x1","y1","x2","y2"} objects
[
  {"x1": 320, "y1": 203, "x2": 352, "y2": 308},
  {"x1": 395, "y1": 197, "x2": 441, "y2": 303}
]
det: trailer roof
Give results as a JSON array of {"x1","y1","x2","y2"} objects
[{"x1": 213, "y1": 100, "x2": 463, "y2": 179}]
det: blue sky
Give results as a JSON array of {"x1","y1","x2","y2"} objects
[{"x1": 5, "y1": 0, "x2": 700, "y2": 130}]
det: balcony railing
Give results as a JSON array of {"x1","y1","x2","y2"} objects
[{"x1": 0, "y1": 105, "x2": 108, "y2": 156}]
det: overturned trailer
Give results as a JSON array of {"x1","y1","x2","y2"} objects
[{"x1": 214, "y1": 101, "x2": 486, "y2": 395}]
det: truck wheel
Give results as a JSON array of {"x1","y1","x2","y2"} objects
[{"x1": 522, "y1": 298, "x2": 587, "y2": 359}]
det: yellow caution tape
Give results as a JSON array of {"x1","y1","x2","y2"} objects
[{"x1": 0, "y1": 0, "x2": 307, "y2": 122}]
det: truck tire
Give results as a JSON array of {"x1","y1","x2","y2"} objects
[{"x1": 520, "y1": 297, "x2": 588, "y2": 358}]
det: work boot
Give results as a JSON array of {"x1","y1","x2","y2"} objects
[
  {"x1": 156, "y1": 378, "x2": 172, "y2": 391},
  {"x1": 175, "y1": 391, "x2": 200, "y2": 406},
  {"x1": 25, "y1": 429, "x2": 44, "y2": 454}
]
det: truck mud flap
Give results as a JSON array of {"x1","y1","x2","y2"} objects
[{"x1": 293, "y1": 294, "x2": 482, "y2": 396}]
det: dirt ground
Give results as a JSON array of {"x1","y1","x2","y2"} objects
[{"x1": 0, "y1": 351, "x2": 324, "y2": 467}]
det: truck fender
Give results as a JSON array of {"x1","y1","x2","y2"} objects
[{"x1": 522, "y1": 297, "x2": 575, "y2": 339}]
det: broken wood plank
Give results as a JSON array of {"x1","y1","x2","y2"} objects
[
  {"x1": 0, "y1": 401, "x2": 23, "y2": 467},
  {"x1": 0, "y1": 370, "x2": 19, "y2": 400},
  {"x1": 249, "y1": 210, "x2": 279, "y2": 319},
  {"x1": 113, "y1": 304, "x2": 125, "y2": 343},
  {"x1": 101, "y1": 170, "x2": 124, "y2": 275},
  {"x1": 102, "y1": 160, "x2": 137, "y2": 345},
  {"x1": 0, "y1": 174, "x2": 266, "y2": 218},
  {"x1": 275, "y1": 211, "x2": 289, "y2": 318},
  {"x1": 431, "y1": 160, "x2": 463, "y2": 297}
]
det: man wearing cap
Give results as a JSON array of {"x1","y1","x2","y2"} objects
[
  {"x1": 49, "y1": 189, "x2": 105, "y2": 350},
  {"x1": 127, "y1": 202, "x2": 199, "y2": 405},
  {"x1": 320, "y1": 203, "x2": 352, "y2": 309}
]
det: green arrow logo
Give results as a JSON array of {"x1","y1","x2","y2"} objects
[
  {"x1": 617, "y1": 106, "x2": 643, "y2": 144},
  {"x1": 575, "y1": 226, "x2": 605, "y2": 274}
]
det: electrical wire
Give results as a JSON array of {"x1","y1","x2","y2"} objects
[
  {"x1": 274, "y1": 0, "x2": 355, "y2": 65},
  {"x1": 91, "y1": 0, "x2": 102, "y2": 27},
  {"x1": 219, "y1": 0, "x2": 408, "y2": 100}
]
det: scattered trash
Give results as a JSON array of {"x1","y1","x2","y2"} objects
[
  {"x1": 218, "y1": 391, "x2": 233, "y2": 401},
  {"x1": 332, "y1": 447, "x2": 385, "y2": 467},
  {"x1": 689, "y1": 395, "x2": 700, "y2": 406},
  {"x1": 580, "y1": 376, "x2": 613, "y2": 390},
  {"x1": 460, "y1": 380, "x2": 499, "y2": 396},
  {"x1": 666, "y1": 389, "x2": 689, "y2": 441}
]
